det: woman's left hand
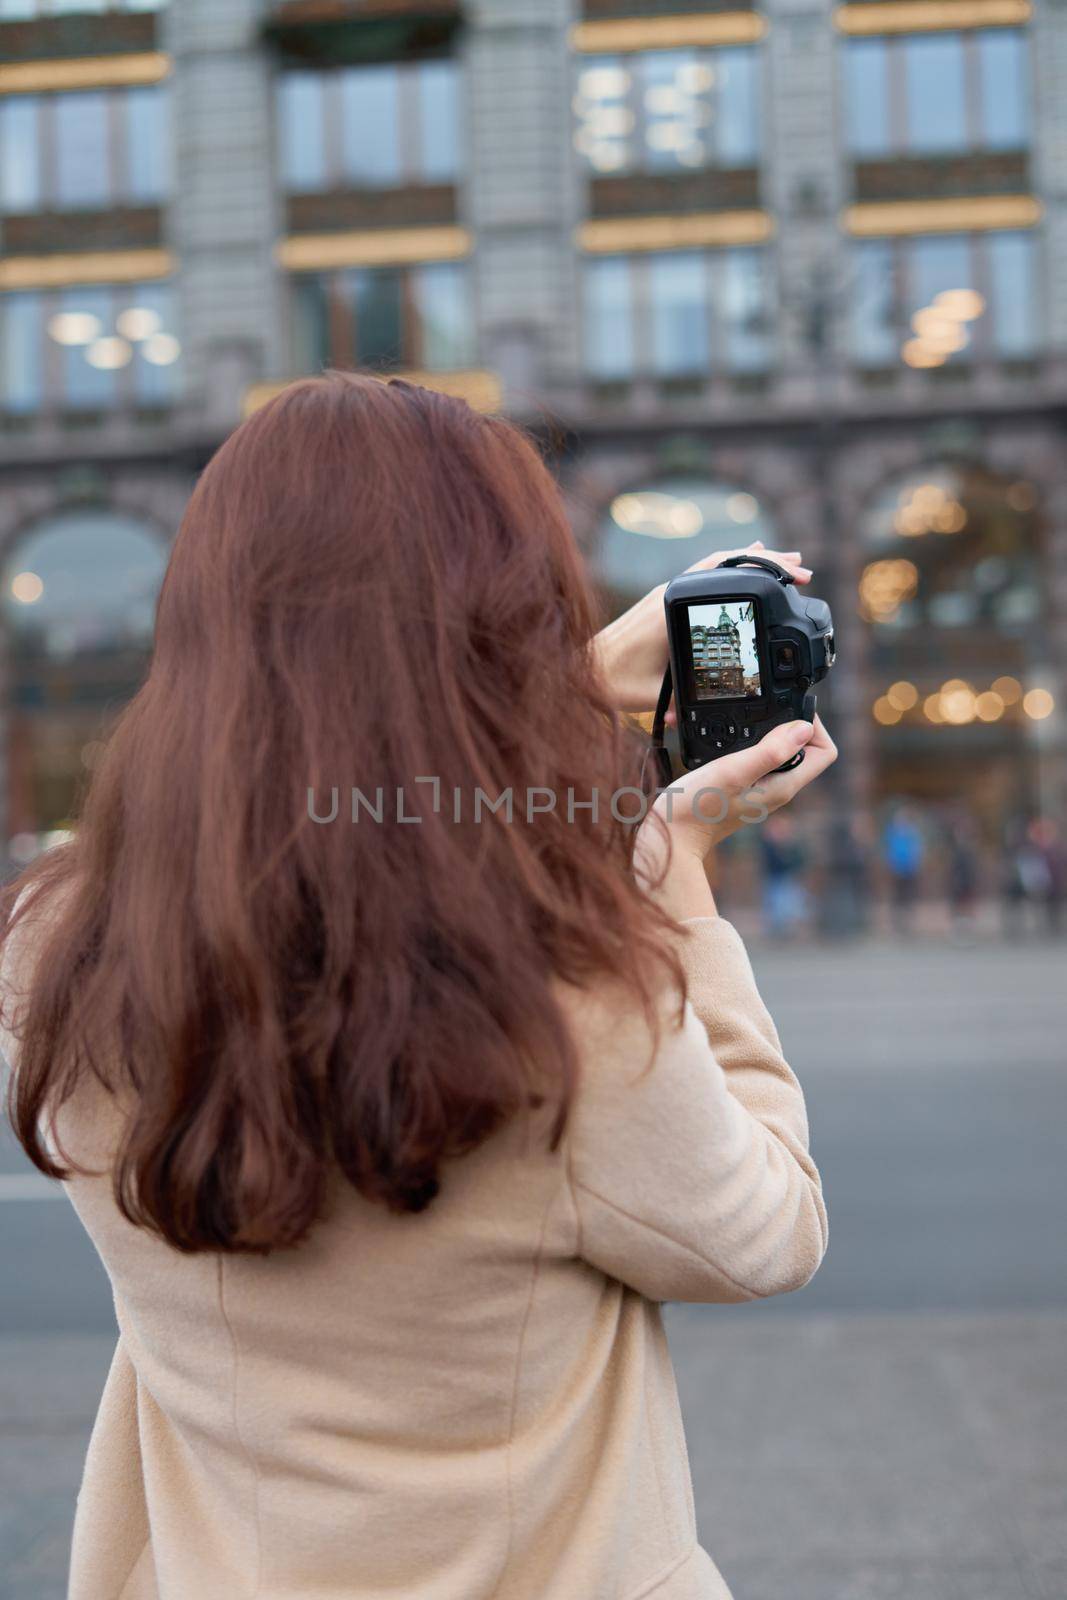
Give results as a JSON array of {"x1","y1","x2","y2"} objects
[{"x1": 592, "y1": 540, "x2": 813, "y2": 715}]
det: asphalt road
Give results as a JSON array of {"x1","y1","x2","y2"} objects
[
  {"x1": 2, "y1": 935, "x2": 1065, "y2": 1600},
  {"x1": 2, "y1": 934, "x2": 1065, "y2": 1333}
]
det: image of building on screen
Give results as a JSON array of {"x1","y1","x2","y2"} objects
[{"x1": 690, "y1": 601, "x2": 758, "y2": 698}]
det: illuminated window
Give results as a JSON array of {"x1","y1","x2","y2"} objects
[
  {"x1": 2, "y1": 509, "x2": 168, "y2": 845},
  {"x1": 0, "y1": 85, "x2": 170, "y2": 214},
  {"x1": 0, "y1": 281, "x2": 181, "y2": 414},
  {"x1": 594, "y1": 478, "x2": 777, "y2": 607},
  {"x1": 574, "y1": 46, "x2": 759, "y2": 176},
  {"x1": 583, "y1": 248, "x2": 773, "y2": 381},
  {"x1": 841, "y1": 29, "x2": 1030, "y2": 159},
  {"x1": 277, "y1": 60, "x2": 463, "y2": 194},
  {"x1": 859, "y1": 466, "x2": 1044, "y2": 806},
  {"x1": 850, "y1": 232, "x2": 1037, "y2": 367},
  {"x1": 291, "y1": 263, "x2": 474, "y2": 374}
]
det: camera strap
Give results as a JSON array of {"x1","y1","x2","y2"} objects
[{"x1": 649, "y1": 665, "x2": 675, "y2": 791}]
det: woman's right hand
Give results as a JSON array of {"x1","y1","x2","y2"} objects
[{"x1": 635, "y1": 717, "x2": 838, "y2": 916}]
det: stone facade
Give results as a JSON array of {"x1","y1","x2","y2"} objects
[{"x1": 0, "y1": 0, "x2": 1065, "y2": 842}]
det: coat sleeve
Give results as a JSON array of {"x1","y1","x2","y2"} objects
[{"x1": 563, "y1": 916, "x2": 827, "y2": 1304}]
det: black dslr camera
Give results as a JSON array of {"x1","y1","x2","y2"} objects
[{"x1": 651, "y1": 555, "x2": 835, "y2": 783}]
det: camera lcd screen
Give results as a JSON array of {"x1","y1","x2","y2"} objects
[{"x1": 685, "y1": 598, "x2": 762, "y2": 702}]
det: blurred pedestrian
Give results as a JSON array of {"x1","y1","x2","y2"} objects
[
  {"x1": 818, "y1": 815, "x2": 872, "y2": 938},
  {"x1": 1028, "y1": 817, "x2": 1066, "y2": 935},
  {"x1": 1000, "y1": 816, "x2": 1055, "y2": 937},
  {"x1": 883, "y1": 805, "x2": 924, "y2": 936},
  {"x1": 944, "y1": 808, "x2": 981, "y2": 934},
  {"x1": 759, "y1": 812, "x2": 809, "y2": 939}
]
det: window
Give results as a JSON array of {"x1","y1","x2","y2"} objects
[
  {"x1": 849, "y1": 231, "x2": 1038, "y2": 366},
  {"x1": 350, "y1": 270, "x2": 403, "y2": 366},
  {"x1": 0, "y1": 98, "x2": 39, "y2": 212},
  {"x1": 341, "y1": 67, "x2": 402, "y2": 187},
  {"x1": 277, "y1": 60, "x2": 462, "y2": 193},
  {"x1": 859, "y1": 465, "x2": 1042, "y2": 769},
  {"x1": 418, "y1": 60, "x2": 460, "y2": 184},
  {"x1": 2, "y1": 509, "x2": 168, "y2": 842},
  {"x1": 411, "y1": 263, "x2": 471, "y2": 370},
  {"x1": 987, "y1": 232, "x2": 1036, "y2": 355},
  {"x1": 55, "y1": 93, "x2": 111, "y2": 209},
  {"x1": 125, "y1": 86, "x2": 170, "y2": 202},
  {"x1": 583, "y1": 248, "x2": 773, "y2": 381},
  {"x1": 574, "y1": 46, "x2": 760, "y2": 175},
  {"x1": 904, "y1": 36, "x2": 967, "y2": 154},
  {"x1": 0, "y1": 281, "x2": 181, "y2": 413},
  {"x1": 291, "y1": 263, "x2": 474, "y2": 374},
  {"x1": 722, "y1": 249, "x2": 772, "y2": 371},
  {"x1": 583, "y1": 257, "x2": 634, "y2": 380},
  {"x1": 0, "y1": 0, "x2": 165, "y2": 13},
  {"x1": 0, "y1": 293, "x2": 43, "y2": 413},
  {"x1": 62, "y1": 286, "x2": 115, "y2": 409},
  {"x1": 0, "y1": 85, "x2": 170, "y2": 214},
  {"x1": 648, "y1": 253, "x2": 707, "y2": 376},
  {"x1": 278, "y1": 74, "x2": 326, "y2": 192},
  {"x1": 843, "y1": 40, "x2": 890, "y2": 158},
  {"x1": 851, "y1": 241, "x2": 897, "y2": 366},
  {"x1": 977, "y1": 31, "x2": 1029, "y2": 150},
  {"x1": 841, "y1": 29, "x2": 1030, "y2": 159},
  {"x1": 594, "y1": 478, "x2": 777, "y2": 606}
]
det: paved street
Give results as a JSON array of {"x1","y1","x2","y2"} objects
[{"x1": 2, "y1": 935, "x2": 1065, "y2": 1598}]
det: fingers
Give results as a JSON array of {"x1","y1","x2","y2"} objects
[
  {"x1": 684, "y1": 541, "x2": 813, "y2": 585},
  {"x1": 726, "y1": 718, "x2": 817, "y2": 789},
  {"x1": 665, "y1": 719, "x2": 814, "y2": 807},
  {"x1": 788, "y1": 716, "x2": 838, "y2": 789},
  {"x1": 750, "y1": 717, "x2": 838, "y2": 808}
]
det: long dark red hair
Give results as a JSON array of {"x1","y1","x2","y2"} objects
[{"x1": 3, "y1": 373, "x2": 681, "y2": 1252}]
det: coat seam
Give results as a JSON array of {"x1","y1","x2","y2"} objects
[
  {"x1": 643, "y1": 1337, "x2": 674, "y2": 1566},
  {"x1": 115, "y1": 1534, "x2": 153, "y2": 1600},
  {"x1": 488, "y1": 1177, "x2": 558, "y2": 1599},
  {"x1": 562, "y1": 1129, "x2": 584, "y2": 1259},
  {"x1": 217, "y1": 1257, "x2": 264, "y2": 1597},
  {"x1": 623, "y1": 1539, "x2": 701, "y2": 1600},
  {"x1": 572, "y1": 1177, "x2": 765, "y2": 1301}
]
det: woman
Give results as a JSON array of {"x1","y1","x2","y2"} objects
[{"x1": 1, "y1": 373, "x2": 835, "y2": 1600}]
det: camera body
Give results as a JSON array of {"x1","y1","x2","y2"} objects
[{"x1": 663, "y1": 556, "x2": 835, "y2": 771}]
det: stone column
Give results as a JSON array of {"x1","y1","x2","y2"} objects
[{"x1": 162, "y1": 0, "x2": 284, "y2": 434}]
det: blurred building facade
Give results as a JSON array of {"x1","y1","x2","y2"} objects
[{"x1": 0, "y1": 0, "x2": 1064, "y2": 854}]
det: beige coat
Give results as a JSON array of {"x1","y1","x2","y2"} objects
[{"x1": 2, "y1": 914, "x2": 826, "y2": 1600}]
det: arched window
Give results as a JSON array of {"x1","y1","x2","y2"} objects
[
  {"x1": 2, "y1": 508, "x2": 168, "y2": 855},
  {"x1": 592, "y1": 476, "x2": 776, "y2": 611},
  {"x1": 859, "y1": 464, "x2": 1055, "y2": 823}
]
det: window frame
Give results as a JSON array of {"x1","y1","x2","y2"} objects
[
  {"x1": 841, "y1": 27, "x2": 1031, "y2": 161},
  {"x1": 0, "y1": 83, "x2": 170, "y2": 215},
  {"x1": 849, "y1": 229, "x2": 1040, "y2": 368},
  {"x1": 581, "y1": 245, "x2": 775, "y2": 383},
  {"x1": 574, "y1": 43, "x2": 762, "y2": 179},
  {"x1": 0, "y1": 279, "x2": 181, "y2": 416},
  {"x1": 276, "y1": 58, "x2": 464, "y2": 196},
  {"x1": 289, "y1": 261, "x2": 476, "y2": 376}
]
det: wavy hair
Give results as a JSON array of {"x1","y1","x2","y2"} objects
[{"x1": 3, "y1": 372, "x2": 682, "y2": 1252}]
